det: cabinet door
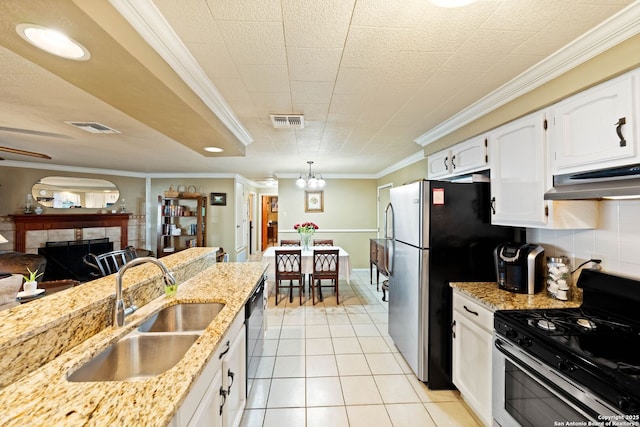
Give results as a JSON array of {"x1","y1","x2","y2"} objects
[
  {"x1": 450, "y1": 136, "x2": 488, "y2": 175},
  {"x1": 490, "y1": 112, "x2": 548, "y2": 226},
  {"x1": 188, "y1": 369, "x2": 224, "y2": 427},
  {"x1": 552, "y1": 72, "x2": 636, "y2": 174},
  {"x1": 222, "y1": 327, "x2": 246, "y2": 427},
  {"x1": 452, "y1": 310, "x2": 493, "y2": 427},
  {"x1": 427, "y1": 149, "x2": 452, "y2": 179}
]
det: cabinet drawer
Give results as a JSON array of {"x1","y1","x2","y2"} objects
[{"x1": 453, "y1": 292, "x2": 493, "y2": 332}]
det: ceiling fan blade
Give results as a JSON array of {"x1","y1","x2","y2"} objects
[{"x1": 0, "y1": 146, "x2": 51, "y2": 159}]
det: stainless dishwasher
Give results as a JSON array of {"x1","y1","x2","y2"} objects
[{"x1": 245, "y1": 277, "x2": 265, "y2": 395}]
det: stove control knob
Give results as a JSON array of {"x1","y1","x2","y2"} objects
[
  {"x1": 517, "y1": 337, "x2": 532, "y2": 347},
  {"x1": 617, "y1": 396, "x2": 634, "y2": 412},
  {"x1": 505, "y1": 328, "x2": 518, "y2": 339},
  {"x1": 557, "y1": 359, "x2": 575, "y2": 372}
]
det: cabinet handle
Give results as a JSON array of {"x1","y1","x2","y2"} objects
[
  {"x1": 444, "y1": 157, "x2": 449, "y2": 171},
  {"x1": 227, "y1": 369, "x2": 235, "y2": 395},
  {"x1": 219, "y1": 340, "x2": 230, "y2": 359},
  {"x1": 451, "y1": 320, "x2": 456, "y2": 338},
  {"x1": 616, "y1": 117, "x2": 627, "y2": 147},
  {"x1": 463, "y1": 305, "x2": 479, "y2": 316},
  {"x1": 490, "y1": 197, "x2": 496, "y2": 214},
  {"x1": 219, "y1": 388, "x2": 228, "y2": 415},
  {"x1": 451, "y1": 155, "x2": 456, "y2": 169}
]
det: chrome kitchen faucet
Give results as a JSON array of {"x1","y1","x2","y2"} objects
[{"x1": 114, "y1": 257, "x2": 176, "y2": 327}]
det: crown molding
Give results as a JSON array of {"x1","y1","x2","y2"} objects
[
  {"x1": 109, "y1": 0, "x2": 253, "y2": 146},
  {"x1": 0, "y1": 160, "x2": 150, "y2": 177},
  {"x1": 375, "y1": 151, "x2": 425, "y2": 178},
  {"x1": 415, "y1": 0, "x2": 640, "y2": 147}
]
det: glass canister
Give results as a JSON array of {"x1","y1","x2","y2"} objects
[{"x1": 547, "y1": 256, "x2": 572, "y2": 300}]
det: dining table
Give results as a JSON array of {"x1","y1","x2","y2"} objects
[{"x1": 261, "y1": 245, "x2": 352, "y2": 284}]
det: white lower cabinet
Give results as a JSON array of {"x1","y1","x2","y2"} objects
[
  {"x1": 221, "y1": 326, "x2": 246, "y2": 427},
  {"x1": 171, "y1": 308, "x2": 246, "y2": 427},
  {"x1": 452, "y1": 290, "x2": 494, "y2": 427}
]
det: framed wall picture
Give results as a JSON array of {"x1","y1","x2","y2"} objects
[
  {"x1": 270, "y1": 197, "x2": 278, "y2": 212},
  {"x1": 304, "y1": 190, "x2": 324, "y2": 212},
  {"x1": 210, "y1": 192, "x2": 227, "y2": 206}
]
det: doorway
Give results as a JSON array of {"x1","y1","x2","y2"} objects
[{"x1": 261, "y1": 195, "x2": 278, "y2": 251}]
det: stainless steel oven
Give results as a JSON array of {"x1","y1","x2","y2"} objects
[
  {"x1": 491, "y1": 270, "x2": 640, "y2": 427},
  {"x1": 492, "y1": 332, "x2": 620, "y2": 426}
]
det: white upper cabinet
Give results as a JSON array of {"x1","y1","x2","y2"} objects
[
  {"x1": 490, "y1": 111, "x2": 548, "y2": 226},
  {"x1": 489, "y1": 111, "x2": 597, "y2": 229},
  {"x1": 550, "y1": 70, "x2": 637, "y2": 174},
  {"x1": 427, "y1": 149, "x2": 452, "y2": 179},
  {"x1": 427, "y1": 136, "x2": 488, "y2": 179}
]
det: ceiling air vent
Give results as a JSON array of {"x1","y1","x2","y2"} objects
[
  {"x1": 65, "y1": 121, "x2": 121, "y2": 134},
  {"x1": 270, "y1": 114, "x2": 304, "y2": 129}
]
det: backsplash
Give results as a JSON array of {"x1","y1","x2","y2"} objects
[{"x1": 528, "y1": 199, "x2": 640, "y2": 280}]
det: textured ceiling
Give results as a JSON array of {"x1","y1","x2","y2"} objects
[{"x1": 0, "y1": 0, "x2": 636, "y2": 183}]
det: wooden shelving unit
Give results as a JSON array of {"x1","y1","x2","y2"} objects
[{"x1": 157, "y1": 195, "x2": 206, "y2": 257}]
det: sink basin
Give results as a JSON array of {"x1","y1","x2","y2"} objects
[
  {"x1": 67, "y1": 334, "x2": 199, "y2": 382},
  {"x1": 138, "y1": 302, "x2": 225, "y2": 333}
]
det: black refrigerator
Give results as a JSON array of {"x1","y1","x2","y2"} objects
[{"x1": 387, "y1": 179, "x2": 518, "y2": 389}]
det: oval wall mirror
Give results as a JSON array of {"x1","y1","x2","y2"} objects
[{"x1": 32, "y1": 176, "x2": 120, "y2": 209}]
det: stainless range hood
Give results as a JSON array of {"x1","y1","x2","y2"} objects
[{"x1": 544, "y1": 164, "x2": 640, "y2": 200}]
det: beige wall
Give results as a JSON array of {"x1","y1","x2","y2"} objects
[
  {"x1": 0, "y1": 165, "x2": 147, "y2": 251},
  {"x1": 150, "y1": 178, "x2": 237, "y2": 259},
  {"x1": 275, "y1": 178, "x2": 377, "y2": 268},
  {"x1": 378, "y1": 158, "x2": 428, "y2": 188},
  {"x1": 0, "y1": 165, "x2": 145, "y2": 216}
]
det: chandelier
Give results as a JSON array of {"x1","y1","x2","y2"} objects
[{"x1": 296, "y1": 161, "x2": 326, "y2": 189}]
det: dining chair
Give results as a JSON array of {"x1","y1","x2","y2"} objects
[
  {"x1": 83, "y1": 246, "x2": 138, "y2": 278},
  {"x1": 311, "y1": 249, "x2": 340, "y2": 305},
  {"x1": 274, "y1": 249, "x2": 304, "y2": 305},
  {"x1": 313, "y1": 239, "x2": 333, "y2": 246},
  {"x1": 279, "y1": 240, "x2": 300, "y2": 246}
]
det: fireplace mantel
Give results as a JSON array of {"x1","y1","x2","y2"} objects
[{"x1": 9, "y1": 213, "x2": 129, "y2": 253}]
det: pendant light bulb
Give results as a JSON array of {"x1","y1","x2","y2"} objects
[{"x1": 297, "y1": 161, "x2": 326, "y2": 190}]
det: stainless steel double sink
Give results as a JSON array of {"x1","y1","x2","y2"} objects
[{"x1": 67, "y1": 302, "x2": 225, "y2": 382}]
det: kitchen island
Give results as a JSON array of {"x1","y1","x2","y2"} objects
[{"x1": 0, "y1": 248, "x2": 266, "y2": 426}]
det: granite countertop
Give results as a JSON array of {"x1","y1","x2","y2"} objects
[
  {"x1": 0, "y1": 260, "x2": 267, "y2": 427},
  {"x1": 450, "y1": 282, "x2": 582, "y2": 311}
]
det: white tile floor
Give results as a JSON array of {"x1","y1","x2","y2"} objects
[{"x1": 240, "y1": 268, "x2": 481, "y2": 427}]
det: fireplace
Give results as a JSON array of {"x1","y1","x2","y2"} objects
[
  {"x1": 38, "y1": 238, "x2": 114, "y2": 282},
  {"x1": 9, "y1": 213, "x2": 129, "y2": 253}
]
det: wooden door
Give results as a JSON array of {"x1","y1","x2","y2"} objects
[{"x1": 261, "y1": 196, "x2": 269, "y2": 251}]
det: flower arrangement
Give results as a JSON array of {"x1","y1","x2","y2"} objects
[{"x1": 294, "y1": 222, "x2": 319, "y2": 234}]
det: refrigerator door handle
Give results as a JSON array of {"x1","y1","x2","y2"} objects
[{"x1": 384, "y1": 202, "x2": 394, "y2": 275}]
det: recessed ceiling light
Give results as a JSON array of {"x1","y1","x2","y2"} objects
[
  {"x1": 16, "y1": 24, "x2": 90, "y2": 61},
  {"x1": 204, "y1": 146, "x2": 223, "y2": 153},
  {"x1": 429, "y1": 0, "x2": 478, "y2": 7}
]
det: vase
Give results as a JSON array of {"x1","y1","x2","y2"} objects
[
  {"x1": 299, "y1": 232, "x2": 313, "y2": 251},
  {"x1": 23, "y1": 281, "x2": 38, "y2": 294}
]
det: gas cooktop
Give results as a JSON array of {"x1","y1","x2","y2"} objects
[{"x1": 495, "y1": 269, "x2": 640, "y2": 415}]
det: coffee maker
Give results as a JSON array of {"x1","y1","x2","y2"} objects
[{"x1": 494, "y1": 243, "x2": 545, "y2": 294}]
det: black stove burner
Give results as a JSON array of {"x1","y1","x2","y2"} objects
[
  {"x1": 536, "y1": 319, "x2": 556, "y2": 331},
  {"x1": 576, "y1": 318, "x2": 597, "y2": 329}
]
